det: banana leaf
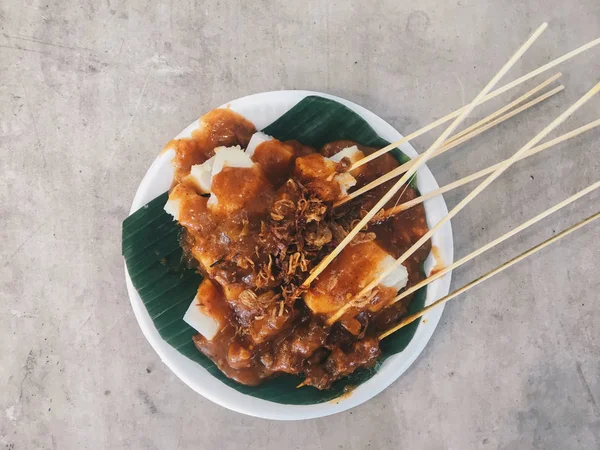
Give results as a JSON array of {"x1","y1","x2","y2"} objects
[{"x1": 122, "y1": 95, "x2": 427, "y2": 404}]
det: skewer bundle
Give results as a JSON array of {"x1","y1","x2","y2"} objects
[{"x1": 296, "y1": 23, "x2": 600, "y2": 384}]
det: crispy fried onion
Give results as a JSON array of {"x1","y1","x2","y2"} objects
[
  {"x1": 351, "y1": 288, "x2": 379, "y2": 311},
  {"x1": 255, "y1": 181, "x2": 336, "y2": 291},
  {"x1": 350, "y1": 231, "x2": 376, "y2": 246},
  {"x1": 298, "y1": 198, "x2": 327, "y2": 223},
  {"x1": 270, "y1": 199, "x2": 295, "y2": 221},
  {"x1": 255, "y1": 254, "x2": 276, "y2": 288},
  {"x1": 238, "y1": 289, "x2": 280, "y2": 311},
  {"x1": 285, "y1": 252, "x2": 310, "y2": 275},
  {"x1": 304, "y1": 222, "x2": 333, "y2": 248},
  {"x1": 206, "y1": 178, "x2": 381, "y2": 304}
]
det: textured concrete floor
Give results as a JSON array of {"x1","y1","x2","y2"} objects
[{"x1": 1, "y1": 1, "x2": 600, "y2": 448}]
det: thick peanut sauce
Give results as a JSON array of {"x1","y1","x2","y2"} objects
[{"x1": 169, "y1": 109, "x2": 431, "y2": 389}]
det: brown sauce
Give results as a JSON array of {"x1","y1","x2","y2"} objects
[
  {"x1": 211, "y1": 166, "x2": 274, "y2": 216},
  {"x1": 429, "y1": 245, "x2": 445, "y2": 276},
  {"x1": 253, "y1": 140, "x2": 297, "y2": 187},
  {"x1": 168, "y1": 113, "x2": 432, "y2": 389},
  {"x1": 170, "y1": 108, "x2": 256, "y2": 182},
  {"x1": 304, "y1": 241, "x2": 397, "y2": 315}
]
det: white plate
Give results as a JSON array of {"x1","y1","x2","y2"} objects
[{"x1": 124, "y1": 90, "x2": 454, "y2": 420}]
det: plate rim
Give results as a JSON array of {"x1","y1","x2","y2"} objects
[{"x1": 124, "y1": 90, "x2": 454, "y2": 420}]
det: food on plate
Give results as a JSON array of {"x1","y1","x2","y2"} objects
[{"x1": 163, "y1": 108, "x2": 430, "y2": 389}]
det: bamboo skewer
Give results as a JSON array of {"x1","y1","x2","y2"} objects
[
  {"x1": 390, "y1": 180, "x2": 600, "y2": 306},
  {"x1": 298, "y1": 188, "x2": 600, "y2": 389},
  {"x1": 350, "y1": 36, "x2": 600, "y2": 171},
  {"x1": 361, "y1": 83, "x2": 599, "y2": 292},
  {"x1": 327, "y1": 81, "x2": 600, "y2": 325},
  {"x1": 300, "y1": 23, "x2": 548, "y2": 289},
  {"x1": 335, "y1": 84, "x2": 564, "y2": 207},
  {"x1": 378, "y1": 211, "x2": 600, "y2": 340},
  {"x1": 378, "y1": 118, "x2": 600, "y2": 220},
  {"x1": 444, "y1": 72, "x2": 562, "y2": 146},
  {"x1": 437, "y1": 86, "x2": 564, "y2": 153}
]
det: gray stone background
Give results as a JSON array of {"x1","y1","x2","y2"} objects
[{"x1": 1, "y1": 1, "x2": 599, "y2": 449}]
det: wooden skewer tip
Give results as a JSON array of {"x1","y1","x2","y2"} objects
[
  {"x1": 379, "y1": 210, "x2": 600, "y2": 340},
  {"x1": 329, "y1": 82, "x2": 600, "y2": 325},
  {"x1": 339, "y1": 82, "x2": 564, "y2": 208}
]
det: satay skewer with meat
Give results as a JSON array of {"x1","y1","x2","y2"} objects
[
  {"x1": 160, "y1": 107, "x2": 431, "y2": 388},
  {"x1": 156, "y1": 24, "x2": 559, "y2": 389}
]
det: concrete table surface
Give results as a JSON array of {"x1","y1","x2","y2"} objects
[{"x1": 1, "y1": 1, "x2": 599, "y2": 448}]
